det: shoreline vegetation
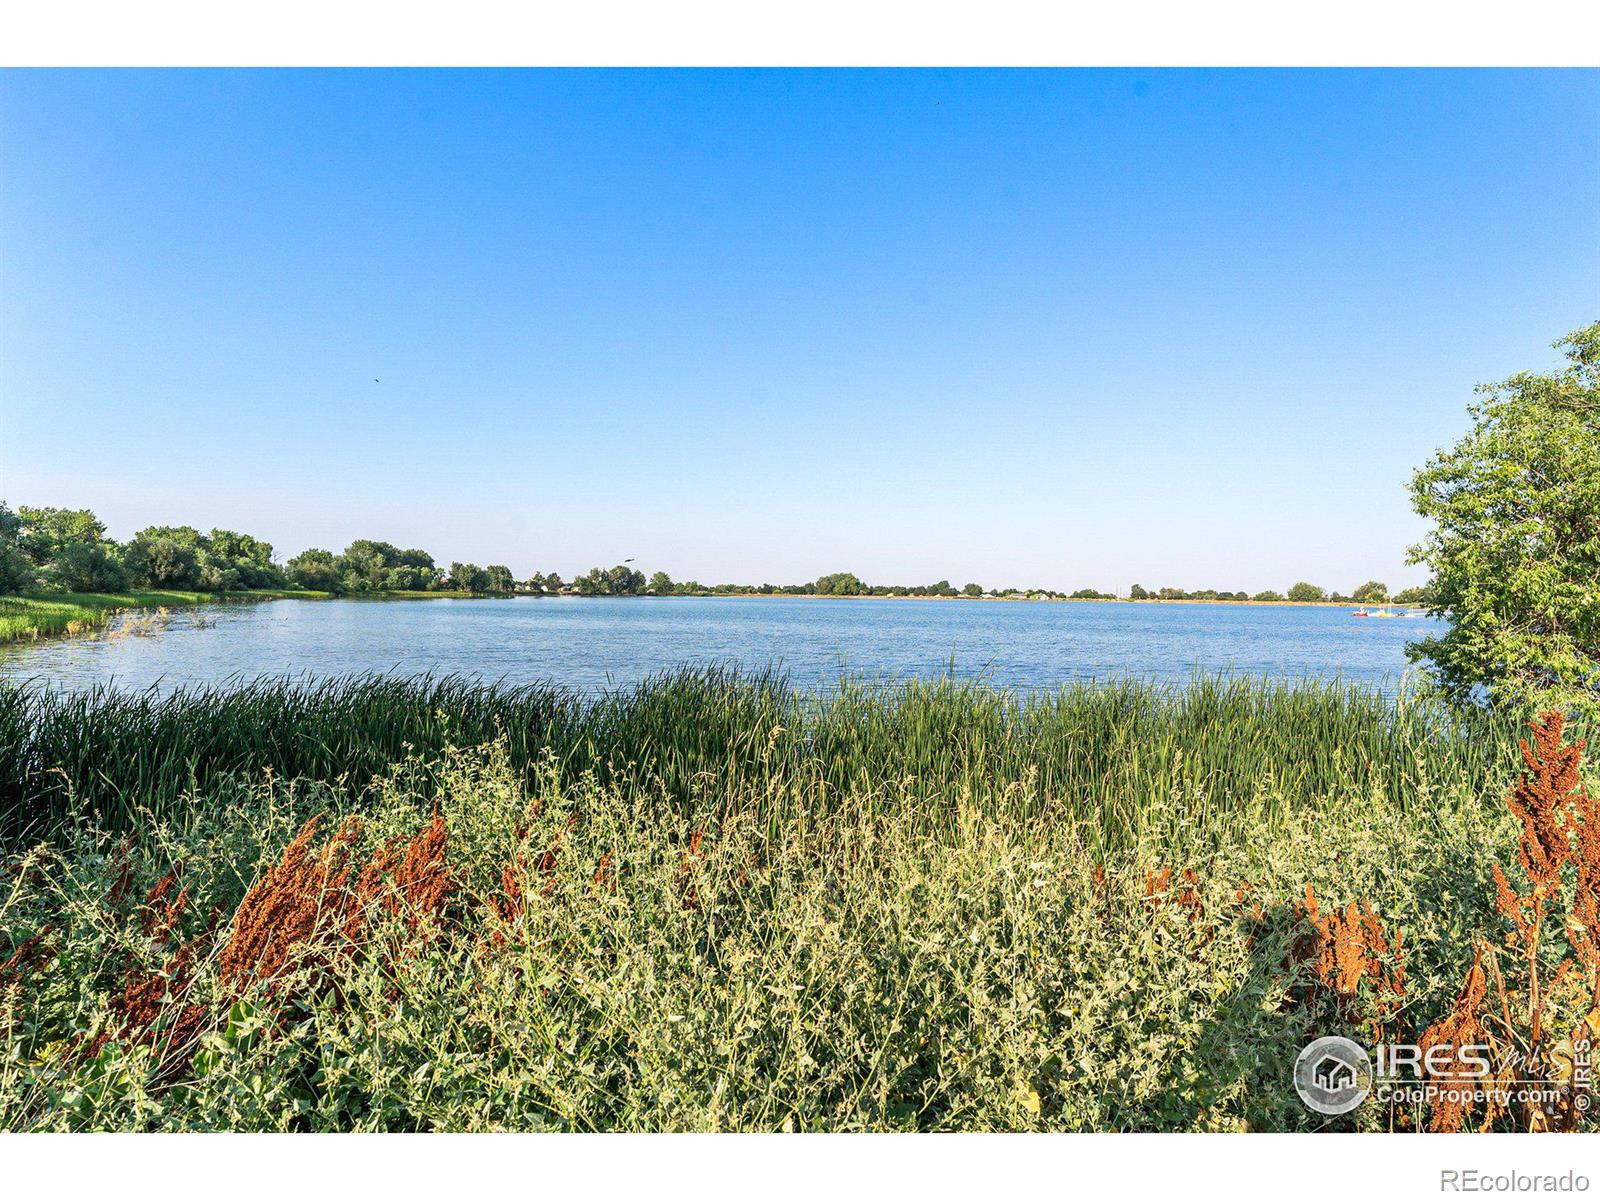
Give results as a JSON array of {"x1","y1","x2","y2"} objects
[
  {"x1": 0, "y1": 500, "x2": 1427, "y2": 643},
  {"x1": 0, "y1": 585, "x2": 1420, "y2": 645},
  {"x1": 2, "y1": 669, "x2": 1595, "y2": 1130},
  {"x1": 6, "y1": 669, "x2": 1521, "y2": 837},
  {"x1": 0, "y1": 589, "x2": 328, "y2": 644}
]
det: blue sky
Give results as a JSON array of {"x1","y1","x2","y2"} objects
[{"x1": 2, "y1": 69, "x2": 1596, "y2": 592}]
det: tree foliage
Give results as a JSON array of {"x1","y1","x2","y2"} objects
[
  {"x1": 13, "y1": 507, "x2": 128, "y2": 592},
  {"x1": 0, "y1": 504, "x2": 32, "y2": 593},
  {"x1": 286, "y1": 548, "x2": 342, "y2": 593},
  {"x1": 123, "y1": 526, "x2": 285, "y2": 591},
  {"x1": 449, "y1": 562, "x2": 489, "y2": 594},
  {"x1": 1407, "y1": 321, "x2": 1600, "y2": 716},
  {"x1": 574, "y1": 565, "x2": 646, "y2": 596},
  {"x1": 285, "y1": 542, "x2": 442, "y2": 593},
  {"x1": 811, "y1": 572, "x2": 866, "y2": 597}
]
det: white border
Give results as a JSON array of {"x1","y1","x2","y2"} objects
[
  {"x1": 1, "y1": 0, "x2": 1598, "y2": 67},
  {"x1": 3, "y1": 1130, "x2": 1598, "y2": 1197}
]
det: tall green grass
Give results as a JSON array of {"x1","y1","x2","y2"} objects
[
  {"x1": 3, "y1": 675, "x2": 1590, "y2": 1130},
  {"x1": 0, "y1": 668, "x2": 1533, "y2": 845}
]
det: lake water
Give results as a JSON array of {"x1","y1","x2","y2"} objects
[{"x1": 0, "y1": 596, "x2": 1441, "y2": 695}]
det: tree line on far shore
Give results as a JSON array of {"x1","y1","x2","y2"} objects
[
  {"x1": 1127, "y1": 581, "x2": 1432, "y2": 605},
  {"x1": 0, "y1": 507, "x2": 1427, "y2": 606},
  {"x1": 0, "y1": 512, "x2": 520, "y2": 599},
  {"x1": 640, "y1": 572, "x2": 1432, "y2": 605}
]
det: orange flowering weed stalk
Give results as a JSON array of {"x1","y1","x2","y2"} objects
[{"x1": 1412, "y1": 712, "x2": 1600, "y2": 1132}]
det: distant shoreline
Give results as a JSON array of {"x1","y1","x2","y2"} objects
[
  {"x1": 0, "y1": 587, "x2": 1424, "y2": 645},
  {"x1": 511, "y1": 593, "x2": 1418, "y2": 609}
]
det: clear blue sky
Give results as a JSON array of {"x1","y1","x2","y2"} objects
[{"x1": 3, "y1": 69, "x2": 1596, "y2": 592}]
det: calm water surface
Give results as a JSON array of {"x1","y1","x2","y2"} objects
[{"x1": 0, "y1": 597, "x2": 1441, "y2": 695}]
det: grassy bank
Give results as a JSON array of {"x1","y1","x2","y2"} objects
[
  {"x1": 1, "y1": 671, "x2": 1593, "y2": 1131},
  {"x1": 0, "y1": 589, "x2": 331, "y2": 644},
  {"x1": 0, "y1": 590, "x2": 213, "y2": 642}
]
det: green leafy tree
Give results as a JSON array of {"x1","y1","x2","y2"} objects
[
  {"x1": 0, "y1": 504, "x2": 32, "y2": 592},
  {"x1": 572, "y1": 566, "x2": 644, "y2": 595},
  {"x1": 1351, "y1": 581, "x2": 1389, "y2": 604},
  {"x1": 484, "y1": 565, "x2": 515, "y2": 595},
  {"x1": 962, "y1": 582, "x2": 982, "y2": 597},
  {"x1": 403, "y1": 553, "x2": 448, "y2": 595},
  {"x1": 813, "y1": 572, "x2": 866, "y2": 596},
  {"x1": 125, "y1": 526, "x2": 205, "y2": 589},
  {"x1": 385, "y1": 564, "x2": 432, "y2": 591},
  {"x1": 1287, "y1": 582, "x2": 1326, "y2": 603},
  {"x1": 122, "y1": 525, "x2": 284, "y2": 592},
  {"x1": 0, "y1": 543, "x2": 28, "y2": 592},
  {"x1": 287, "y1": 548, "x2": 342, "y2": 592},
  {"x1": 49, "y1": 540, "x2": 128, "y2": 592},
  {"x1": 649, "y1": 571, "x2": 674, "y2": 595},
  {"x1": 1129, "y1": 584, "x2": 1149, "y2": 600},
  {"x1": 1407, "y1": 321, "x2": 1600, "y2": 716},
  {"x1": 603, "y1": 565, "x2": 646, "y2": 595},
  {"x1": 337, "y1": 540, "x2": 402, "y2": 592},
  {"x1": 16, "y1": 506, "x2": 106, "y2": 568},
  {"x1": 1393, "y1": 585, "x2": 1433, "y2": 606},
  {"x1": 1252, "y1": 590, "x2": 1284, "y2": 602},
  {"x1": 206, "y1": 528, "x2": 283, "y2": 590},
  {"x1": 382, "y1": 550, "x2": 440, "y2": 591},
  {"x1": 535, "y1": 571, "x2": 565, "y2": 594},
  {"x1": 449, "y1": 562, "x2": 489, "y2": 594},
  {"x1": 16, "y1": 506, "x2": 126, "y2": 592}
]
